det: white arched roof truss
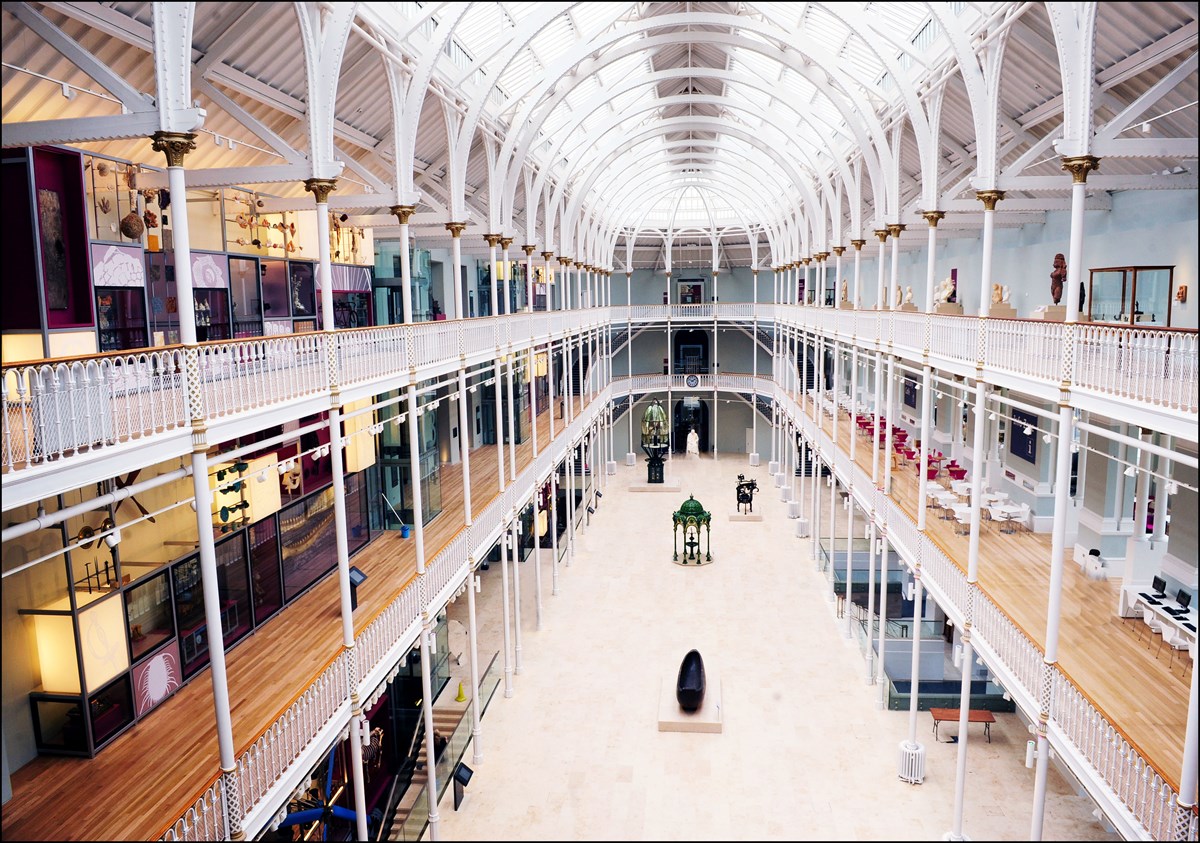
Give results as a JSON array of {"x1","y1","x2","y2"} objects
[
  {"x1": 496, "y1": 62, "x2": 863, "y2": 229},
  {"x1": 555, "y1": 116, "x2": 826, "y2": 253},
  {"x1": 447, "y1": 12, "x2": 900, "y2": 240}
]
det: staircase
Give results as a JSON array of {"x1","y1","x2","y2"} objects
[{"x1": 387, "y1": 705, "x2": 470, "y2": 841}]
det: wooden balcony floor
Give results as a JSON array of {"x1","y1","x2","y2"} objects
[
  {"x1": 1, "y1": 393, "x2": 588, "y2": 842},
  {"x1": 803, "y1": 395, "x2": 1189, "y2": 794}
]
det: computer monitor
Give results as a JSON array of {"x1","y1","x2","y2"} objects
[
  {"x1": 1151, "y1": 575, "x2": 1167, "y2": 597},
  {"x1": 1177, "y1": 589, "x2": 1192, "y2": 612}
]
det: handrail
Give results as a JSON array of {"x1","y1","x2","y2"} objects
[
  {"x1": 158, "y1": 386, "x2": 614, "y2": 841},
  {"x1": 770, "y1": 379, "x2": 1188, "y2": 841}
]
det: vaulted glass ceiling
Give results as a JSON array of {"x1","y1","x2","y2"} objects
[{"x1": 404, "y1": 1, "x2": 979, "y2": 231}]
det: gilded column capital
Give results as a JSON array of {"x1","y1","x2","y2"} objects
[
  {"x1": 816, "y1": 251, "x2": 829, "y2": 262},
  {"x1": 499, "y1": 236, "x2": 514, "y2": 250},
  {"x1": 831, "y1": 246, "x2": 846, "y2": 257},
  {"x1": 541, "y1": 251, "x2": 555, "y2": 261},
  {"x1": 1061, "y1": 155, "x2": 1101, "y2": 184},
  {"x1": 851, "y1": 239, "x2": 866, "y2": 250},
  {"x1": 445, "y1": 222, "x2": 468, "y2": 238},
  {"x1": 975, "y1": 190, "x2": 1006, "y2": 211},
  {"x1": 801, "y1": 257, "x2": 811, "y2": 266},
  {"x1": 483, "y1": 233, "x2": 502, "y2": 247},
  {"x1": 886, "y1": 223, "x2": 906, "y2": 239},
  {"x1": 389, "y1": 204, "x2": 416, "y2": 225},
  {"x1": 874, "y1": 228, "x2": 889, "y2": 243},
  {"x1": 522, "y1": 244, "x2": 537, "y2": 256},
  {"x1": 559, "y1": 256, "x2": 574, "y2": 266},
  {"x1": 150, "y1": 131, "x2": 197, "y2": 167},
  {"x1": 303, "y1": 178, "x2": 338, "y2": 204},
  {"x1": 922, "y1": 210, "x2": 946, "y2": 227}
]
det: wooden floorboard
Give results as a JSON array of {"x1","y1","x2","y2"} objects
[
  {"x1": 804, "y1": 396, "x2": 1190, "y2": 793},
  {"x1": 1, "y1": 395, "x2": 587, "y2": 842}
]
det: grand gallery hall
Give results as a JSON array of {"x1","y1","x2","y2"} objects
[{"x1": 0, "y1": 2, "x2": 1197, "y2": 841}]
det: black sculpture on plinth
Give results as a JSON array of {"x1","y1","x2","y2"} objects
[
  {"x1": 640, "y1": 399, "x2": 669, "y2": 483},
  {"x1": 735, "y1": 474, "x2": 759, "y2": 513},
  {"x1": 676, "y1": 649, "x2": 706, "y2": 712}
]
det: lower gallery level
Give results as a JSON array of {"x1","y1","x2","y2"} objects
[{"x1": 439, "y1": 454, "x2": 1117, "y2": 841}]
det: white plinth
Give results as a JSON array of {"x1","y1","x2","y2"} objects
[
  {"x1": 787, "y1": 500, "x2": 801, "y2": 519},
  {"x1": 630, "y1": 479, "x2": 682, "y2": 492},
  {"x1": 768, "y1": 460, "x2": 780, "y2": 474},
  {"x1": 729, "y1": 512, "x2": 763, "y2": 522},
  {"x1": 795, "y1": 518, "x2": 810, "y2": 537},
  {"x1": 606, "y1": 460, "x2": 617, "y2": 475},
  {"x1": 749, "y1": 453, "x2": 760, "y2": 466},
  {"x1": 658, "y1": 675, "x2": 722, "y2": 733},
  {"x1": 989, "y1": 302, "x2": 1018, "y2": 319},
  {"x1": 774, "y1": 473, "x2": 787, "y2": 488},
  {"x1": 625, "y1": 453, "x2": 637, "y2": 466}
]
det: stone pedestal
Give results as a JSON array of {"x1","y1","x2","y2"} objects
[
  {"x1": 934, "y1": 302, "x2": 964, "y2": 316},
  {"x1": 895, "y1": 303, "x2": 918, "y2": 312},
  {"x1": 1032, "y1": 305, "x2": 1066, "y2": 321},
  {"x1": 625, "y1": 453, "x2": 637, "y2": 466},
  {"x1": 749, "y1": 452, "x2": 760, "y2": 466},
  {"x1": 658, "y1": 674, "x2": 722, "y2": 733},
  {"x1": 838, "y1": 301, "x2": 854, "y2": 310},
  {"x1": 989, "y1": 302, "x2": 1018, "y2": 319}
]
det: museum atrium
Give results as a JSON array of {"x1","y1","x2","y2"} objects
[{"x1": 0, "y1": 2, "x2": 1197, "y2": 841}]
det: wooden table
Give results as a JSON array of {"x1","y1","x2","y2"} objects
[{"x1": 930, "y1": 707, "x2": 995, "y2": 743}]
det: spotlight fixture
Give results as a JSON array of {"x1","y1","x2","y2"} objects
[
  {"x1": 1042, "y1": 433, "x2": 1052, "y2": 444},
  {"x1": 1123, "y1": 465, "x2": 1136, "y2": 477},
  {"x1": 988, "y1": 412, "x2": 997, "y2": 420},
  {"x1": 1166, "y1": 480, "x2": 1179, "y2": 495},
  {"x1": 1023, "y1": 425, "x2": 1033, "y2": 435},
  {"x1": 586, "y1": 505, "x2": 595, "y2": 515},
  {"x1": 595, "y1": 491, "x2": 603, "y2": 499}
]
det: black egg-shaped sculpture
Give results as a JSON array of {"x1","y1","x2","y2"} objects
[{"x1": 676, "y1": 649, "x2": 706, "y2": 712}]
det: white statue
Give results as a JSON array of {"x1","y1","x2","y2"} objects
[
  {"x1": 904, "y1": 286, "x2": 914, "y2": 305},
  {"x1": 892, "y1": 284, "x2": 902, "y2": 310},
  {"x1": 1001, "y1": 284, "x2": 1011, "y2": 303},
  {"x1": 840, "y1": 281, "x2": 850, "y2": 302},
  {"x1": 935, "y1": 276, "x2": 955, "y2": 305},
  {"x1": 686, "y1": 427, "x2": 700, "y2": 458}
]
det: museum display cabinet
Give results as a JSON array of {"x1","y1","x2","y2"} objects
[{"x1": 1087, "y1": 265, "x2": 1175, "y2": 327}]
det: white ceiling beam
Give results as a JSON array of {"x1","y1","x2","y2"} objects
[
  {"x1": 9, "y1": 1, "x2": 154, "y2": 111},
  {"x1": 1091, "y1": 137, "x2": 1199, "y2": 159},
  {"x1": 938, "y1": 195, "x2": 1111, "y2": 213},
  {"x1": 1094, "y1": 51, "x2": 1199, "y2": 141},
  {"x1": 998, "y1": 172, "x2": 1198, "y2": 191},
  {"x1": 136, "y1": 163, "x2": 317, "y2": 189},
  {"x1": 193, "y1": 76, "x2": 307, "y2": 165},
  {"x1": 192, "y1": 2, "x2": 262, "y2": 75},
  {"x1": 1017, "y1": 20, "x2": 1198, "y2": 130},
  {"x1": 0, "y1": 110, "x2": 190, "y2": 147}
]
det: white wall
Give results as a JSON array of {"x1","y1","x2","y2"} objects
[{"x1": 852, "y1": 189, "x2": 1197, "y2": 326}]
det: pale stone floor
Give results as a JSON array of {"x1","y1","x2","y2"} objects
[{"x1": 439, "y1": 454, "x2": 1119, "y2": 841}]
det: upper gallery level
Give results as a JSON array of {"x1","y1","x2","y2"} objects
[{"x1": 4, "y1": 302, "x2": 1196, "y2": 511}]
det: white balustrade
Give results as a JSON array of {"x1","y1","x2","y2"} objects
[
  {"x1": 236, "y1": 652, "x2": 349, "y2": 814},
  {"x1": 985, "y1": 318, "x2": 1062, "y2": 383},
  {"x1": 158, "y1": 780, "x2": 228, "y2": 841},
  {"x1": 1075, "y1": 323, "x2": 1198, "y2": 412},
  {"x1": 929, "y1": 314, "x2": 977, "y2": 366},
  {"x1": 891, "y1": 311, "x2": 925, "y2": 354}
]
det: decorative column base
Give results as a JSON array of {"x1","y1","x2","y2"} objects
[
  {"x1": 768, "y1": 460, "x2": 780, "y2": 474},
  {"x1": 779, "y1": 485, "x2": 792, "y2": 502},
  {"x1": 794, "y1": 518, "x2": 809, "y2": 538},
  {"x1": 626, "y1": 452, "x2": 637, "y2": 466},
  {"x1": 898, "y1": 740, "x2": 926, "y2": 784},
  {"x1": 942, "y1": 833, "x2": 970, "y2": 841},
  {"x1": 749, "y1": 452, "x2": 760, "y2": 466},
  {"x1": 606, "y1": 460, "x2": 616, "y2": 475},
  {"x1": 787, "y1": 500, "x2": 801, "y2": 518},
  {"x1": 774, "y1": 472, "x2": 787, "y2": 488}
]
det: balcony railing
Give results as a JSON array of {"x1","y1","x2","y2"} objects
[
  {"x1": 772, "y1": 380, "x2": 1195, "y2": 842},
  {"x1": 158, "y1": 385, "x2": 613, "y2": 841},
  {"x1": 5, "y1": 306, "x2": 1194, "y2": 492},
  {"x1": 2, "y1": 310, "x2": 609, "y2": 486}
]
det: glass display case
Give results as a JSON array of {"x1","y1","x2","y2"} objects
[
  {"x1": 229, "y1": 256, "x2": 263, "y2": 338},
  {"x1": 95, "y1": 288, "x2": 148, "y2": 352},
  {"x1": 124, "y1": 571, "x2": 174, "y2": 662},
  {"x1": 1088, "y1": 266, "x2": 1175, "y2": 327}
]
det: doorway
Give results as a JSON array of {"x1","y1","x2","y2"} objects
[{"x1": 673, "y1": 397, "x2": 710, "y2": 453}]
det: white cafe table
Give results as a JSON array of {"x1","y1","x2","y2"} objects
[{"x1": 951, "y1": 480, "x2": 972, "y2": 497}]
